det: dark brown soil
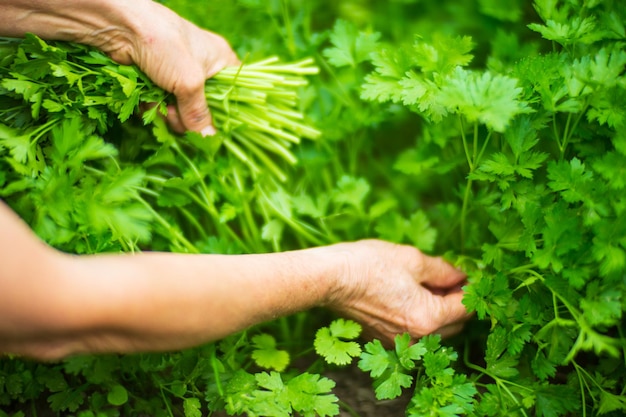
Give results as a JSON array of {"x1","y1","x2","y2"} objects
[
  {"x1": 326, "y1": 362, "x2": 411, "y2": 417},
  {"x1": 211, "y1": 361, "x2": 411, "y2": 417}
]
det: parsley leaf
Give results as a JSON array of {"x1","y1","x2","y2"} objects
[
  {"x1": 314, "y1": 319, "x2": 362, "y2": 366},
  {"x1": 251, "y1": 334, "x2": 290, "y2": 372}
]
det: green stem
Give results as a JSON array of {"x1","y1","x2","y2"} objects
[
  {"x1": 160, "y1": 386, "x2": 175, "y2": 417},
  {"x1": 574, "y1": 362, "x2": 588, "y2": 417},
  {"x1": 172, "y1": 142, "x2": 250, "y2": 252},
  {"x1": 259, "y1": 188, "x2": 325, "y2": 246},
  {"x1": 561, "y1": 105, "x2": 588, "y2": 159},
  {"x1": 135, "y1": 196, "x2": 198, "y2": 253},
  {"x1": 459, "y1": 116, "x2": 473, "y2": 171},
  {"x1": 465, "y1": 359, "x2": 530, "y2": 417},
  {"x1": 552, "y1": 113, "x2": 562, "y2": 154},
  {"x1": 338, "y1": 400, "x2": 362, "y2": 417},
  {"x1": 179, "y1": 206, "x2": 209, "y2": 240},
  {"x1": 506, "y1": 263, "x2": 536, "y2": 275},
  {"x1": 460, "y1": 177, "x2": 472, "y2": 252},
  {"x1": 472, "y1": 121, "x2": 479, "y2": 163},
  {"x1": 476, "y1": 130, "x2": 493, "y2": 167},
  {"x1": 211, "y1": 349, "x2": 225, "y2": 398}
]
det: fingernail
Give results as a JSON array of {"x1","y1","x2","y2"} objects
[{"x1": 201, "y1": 125, "x2": 217, "y2": 137}]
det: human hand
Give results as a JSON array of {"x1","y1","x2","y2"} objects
[
  {"x1": 1, "y1": 0, "x2": 238, "y2": 134},
  {"x1": 326, "y1": 240, "x2": 469, "y2": 346},
  {"x1": 94, "y1": 1, "x2": 239, "y2": 135}
]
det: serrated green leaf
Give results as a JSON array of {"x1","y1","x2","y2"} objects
[
  {"x1": 358, "y1": 339, "x2": 391, "y2": 378},
  {"x1": 323, "y1": 20, "x2": 380, "y2": 68},
  {"x1": 48, "y1": 389, "x2": 84, "y2": 413},
  {"x1": 407, "y1": 210, "x2": 438, "y2": 252},
  {"x1": 332, "y1": 176, "x2": 370, "y2": 210},
  {"x1": 598, "y1": 390, "x2": 626, "y2": 415},
  {"x1": 439, "y1": 67, "x2": 529, "y2": 132},
  {"x1": 532, "y1": 350, "x2": 557, "y2": 380},
  {"x1": 413, "y1": 33, "x2": 474, "y2": 74},
  {"x1": 251, "y1": 334, "x2": 290, "y2": 372},
  {"x1": 183, "y1": 398, "x2": 202, "y2": 417},
  {"x1": 395, "y1": 333, "x2": 427, "y2": 370},
  {"x1": 535, "y1": 384, "x2": 580, "y2": 417},
  {"x1": 314, "y1": 319, "x2": 362, "y2": 366},
  {"x1": 374, "y1": 370, "x2": 413, "y2": 400},
  {"x1": 528, "y1": 17, "x2": 601, "y2": 46},
  {"x1": 287, "y1": 373, "x2": 338, "y2": 417}
]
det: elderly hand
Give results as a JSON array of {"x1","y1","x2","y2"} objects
[
  {"x1": 103, "y1": 2, "x2": 239, "y2": 135},
  {"x1": 326, "y1": 240, "x2": 469, "y2": 345},
  {"x1": 93, "y1": 1, "x2": 239, "y2": 135},
  {"x1": 1, "y1": 0, "x2": 239, "y2": 135}
]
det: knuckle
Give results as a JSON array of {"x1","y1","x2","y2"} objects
[{"x1": 173, "y1": 73, "x2": 205, "y2": 97}]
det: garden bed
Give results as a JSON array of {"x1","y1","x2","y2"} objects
[{"x1": 1, "y1": 0, "x2": 625, "y2": 416}]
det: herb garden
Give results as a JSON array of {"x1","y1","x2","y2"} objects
[{"x1": 1, "y1": 0, "x2": 625, "y2": 416}]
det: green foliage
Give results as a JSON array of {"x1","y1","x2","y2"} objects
[
  {"x1": 2, "y1": 0, "x2": 626, "y2": 416},
  {"x1": 314, "y1": 319, "x2": 362, "y2": 366},
  {"x1": 358, "y1": 334, "x2": 478, "y2": 414},
  {"x1": 251, "y1": 334, "x2": 291, "y2": 372}
]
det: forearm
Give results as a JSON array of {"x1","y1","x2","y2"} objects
[
  {"x1": 4, "y1": 246, "x2": 341, "y2": 359},
  {"x1": 0, "y1": 0, "x2": 144, "y2": 51}
]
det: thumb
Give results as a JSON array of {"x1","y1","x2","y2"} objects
[
  {"x1": 418, "y1": 255, "x2": 466, "y2": 290},
  {"x1": 428, "y1": 289, "x2": 470, "y2": 331},
  {"x1": 174, "y1": 74, "x2": 216, "y2": 136}
]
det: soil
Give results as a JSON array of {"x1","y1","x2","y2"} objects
[
  {"x1": 326, "y1": 362, "x2": 412, "y2": 417},
  {"x1": 212, "y1": 361, "x2": 411, "y2": 417}
]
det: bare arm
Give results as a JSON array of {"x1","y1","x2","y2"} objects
[
  {"x1": 0, "y1": 0, "x2": 239, "y2": 134},
  {"x1": 0, "y1": 200, "x2": 468, "y2": 360},
  {"x1": 0, "y1": 201, "x2": 337, "y2": 359}
]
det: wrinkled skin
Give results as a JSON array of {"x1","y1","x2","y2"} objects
[
  {"x1": 328, "y1": 240, "x2": 469, "y2": 346},
  {"x1": 96, "y1": 1, "x2": 239, "y2": 135}
]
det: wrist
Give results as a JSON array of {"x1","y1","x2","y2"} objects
[
  {"x1": 0, "y1": 0, "x2": 144, "y2": 58},
  {"x1": 62, "y1": 0, "x2": 144, "y2": 63},
  {"x1": 303, "y1": 243, "x2": 356, "y2": 310}
]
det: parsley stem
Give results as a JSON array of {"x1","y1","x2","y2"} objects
[
  {"x1": 259, "y1": 187, "x2": 324, "y2": 246},
  {"x1": 281, "y1": 0, "x2": 297, "y2": 56},
  {"x1": 464, "y1": 347, "x2": 530, "y2": 416},
  {"x1": 135, "y1": 195, "x2": 198, "y2": 253},
  {"x1": 179, "y1": 206, "x2": 209, "y2": 240},
  {"x1": 337, "y1": 400, "x2": 362, "y2": 417},
  {"x1": 561, "y1": 102, "x2": 589, "y2": 159},
  {"x1": 475, "y1": 130, "x2": 493, "y2": 167},
  {"x1": 472, "y1": 122, "x2": 479, "y2": 165},
  {"x1": 459, "y1": 116, "x2": 473, "y2": 171},
  {"x1": 460, "y1": 178, "x2": 472, "y2": 252},
  {"x1": 210, "y1": 350, "x2": 225, "y2": 398},
  {"x1": 171, "y1": 142, "x2": 251, "y2": 251},
  {"x1": 573, "y1": 361, "x2": 589, "y2": 417},
  {"x1": 159, "y1": 386, "x2": 175, "y2": 417},
  {"x1": 229, "y1": 168, "x2": 264, "y2": 250},
  {"x1": 552, "y1": 113, "x2": 562, "y2": 154}
]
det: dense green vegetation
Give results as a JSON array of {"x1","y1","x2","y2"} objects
[{"x1": 1, "y1": 0, "x2": 625, "y2": 415}]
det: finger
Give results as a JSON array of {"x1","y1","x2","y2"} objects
[
  {"x1": 418, "y1": 254, "x2": 466, "y2": 289},
  {"x1": 435, "y1": 321, "x2": 467, "y2": 339},
  {"x1": 173, "y1": 70, "x2": 216, "y2": 136},
  {"x1": 204, "y1": 33, "x2": 241, "y2": 77},
  {"x1": 435, "y1": 290, "x2": 471, "y2": 326},
  {"x1": 164, "y1": 104, "x2": 186, "y2": 134}
]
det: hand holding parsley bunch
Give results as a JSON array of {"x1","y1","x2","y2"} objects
[{"x1": 0, "y1": 0, "x2": 239, "y2": 135}]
